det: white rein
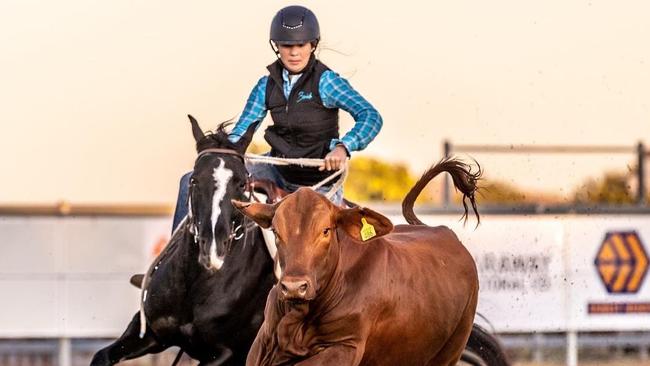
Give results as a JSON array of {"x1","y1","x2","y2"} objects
[{"x1": 244, "y1": 153, "x2": 348, "y2": 199}]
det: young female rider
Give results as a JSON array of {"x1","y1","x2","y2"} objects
[{"x1": 172, "y1": 5, "x2": 382, "y2": 229}]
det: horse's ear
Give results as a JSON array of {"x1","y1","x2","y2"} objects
[
  {"x1": 234, "y1": 121, "x2": 260, "y2": 154},
  {"x1": 336, "y1": 206, "x2": 394, "y2": 242},
  {"x1": 188, "y1": 114, "x2": 205, "y2": 143},
  {"x1": 232, "y1": 199, "x2": 276, "y2": 229}
]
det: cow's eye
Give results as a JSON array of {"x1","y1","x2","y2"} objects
[{"x1": 323, "y1": 227, "x2": 331, "y2": 237}]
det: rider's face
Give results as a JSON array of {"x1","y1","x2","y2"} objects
[{"x1": 277, "y1": 43, "x2": 314, "y2": 73}]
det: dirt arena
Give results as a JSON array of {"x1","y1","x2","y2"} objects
[{"x1": 520, "y1": 360, "x2": 650, "y2": 366}]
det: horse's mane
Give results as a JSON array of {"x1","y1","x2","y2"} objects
[{"x1": 196, "y1": 121, "x2": 238, "y2": 152}]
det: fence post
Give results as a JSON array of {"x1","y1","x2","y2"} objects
[
  {"x1": 443, "y1": 140, "x2": 451, "y2": 206},
  {"x1": 566, "y1": 331, "x2": 578, "y2": 366},
  {"x1": 58, "y1": 338, "x2": 71, "y2": 366},
  {"x1": 638, "y1": 142, "x2": 646, "y2": 205},
  {"x1": 533, "y1": 332, "x2": 544, "y2": 363}
]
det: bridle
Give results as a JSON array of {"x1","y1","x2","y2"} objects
[
  {"x1": 188, "y1": 147, "x2": 255, "y2": 252},
  {"x1": 196, "y1": 148, "x2": 246, "y2": 163}
]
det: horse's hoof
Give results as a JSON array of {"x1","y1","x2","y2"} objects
[
  {"x1": 90, "y1": 351, "x2": 112, "y2": 366},
  {"x1": 130, "y1": 274, "x2": 145, "y2": 289}
]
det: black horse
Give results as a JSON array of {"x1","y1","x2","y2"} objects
[
  {"x1": 91, "y1": 116, "x2": 276, "y2": 365},
  {"x1": 91, "y1": 116, "x2": 508, "y2": 366}
]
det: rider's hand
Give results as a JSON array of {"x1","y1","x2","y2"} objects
[{"x1": 320, "y1": 145, "x2": 348, "y2": 171}]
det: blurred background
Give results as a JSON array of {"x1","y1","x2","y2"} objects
[{"x1": 1, "y1": 0, "x2": 649, "y2": 365}]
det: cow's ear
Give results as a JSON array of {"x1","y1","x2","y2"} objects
[
  {"x1": 335, "y1": 207, "x2": 393, "y2": 242},
  {"x1": 232, "y1": 200, "x2": 276, "y2": 229}
]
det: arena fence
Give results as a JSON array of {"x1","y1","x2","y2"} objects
[{"x1": 1, "y1": 198, "x2": 649, "y2": 365}]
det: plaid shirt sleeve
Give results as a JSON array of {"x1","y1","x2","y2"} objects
[
  {"x1": 228, "y1": 76, "x2": 268, "y2": 143},
  {"x1": 319, "y1": 70, "x2": 383, "y2": 153}
]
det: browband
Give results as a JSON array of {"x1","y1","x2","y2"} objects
[{"x1": 197, "y1": 148, "x2": 245, "y2": 162}]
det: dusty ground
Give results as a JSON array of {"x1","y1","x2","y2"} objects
[
  {"x1": 518, "y1": 361, "x2": 650, "y2": 366},
  {"x1": 120, "y1": 349, "x2": 650, "y2": 366},
  {"x1": 134, "y1": 356, "x2": 650, "y2": 366}
]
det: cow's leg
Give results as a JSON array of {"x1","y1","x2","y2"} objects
[
  {"x1": 294, "y1": 345, "x2": 360, "y2": 366},
  {"x1": 427, "y1": 318, "x2": 474, "y2": 366},
  {"x1": 90, "y1": 313, "x2": 167, "y2": 366},
  {"x1": 427, "y1": 303, "x2": 477, "y2": 366}
]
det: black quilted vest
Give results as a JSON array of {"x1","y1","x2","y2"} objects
[{"x1": 264, "y1": 56, "x2": 340, "y2": 186}]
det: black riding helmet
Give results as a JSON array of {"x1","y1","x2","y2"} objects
[{"x1": 270, "y1": 5, "x2": 320, "y2": 47}]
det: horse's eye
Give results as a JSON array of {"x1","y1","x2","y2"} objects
[
  {"x1": 323, "y1": 228, "x2": 331, "y2": 236},
  {"x1": 190, "y1": 177, "x2": 197, "y2": 185}
]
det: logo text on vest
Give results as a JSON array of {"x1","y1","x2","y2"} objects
[{"x1": 297, "y1": 91, "x2": 313, "y2": 103}]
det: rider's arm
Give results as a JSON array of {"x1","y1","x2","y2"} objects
[
  {"x1": 319, "y1": 71, "x2": 383, "y2": 154},
  {"x1": 228, "y1": 76, "x2": 269, "y2": 143}
]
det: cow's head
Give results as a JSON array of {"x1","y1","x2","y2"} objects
[{"x1": 233, "y1": 188, "x2": 393, "y2": 302}]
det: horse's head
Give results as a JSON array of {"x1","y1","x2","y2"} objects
[{"x1": 186, "y1": 115, "x2": 257, "y2": 271}]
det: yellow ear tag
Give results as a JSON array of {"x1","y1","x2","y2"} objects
[{"x1": 360, "y1": 218, "x2": 376, "y2": 241}]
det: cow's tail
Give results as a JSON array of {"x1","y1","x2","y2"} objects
[
  {"x1": 402, "y1": 157, "x2": 481, "y2": 226},
  {"x1": 462, "y1": 323, "x2": 510, "y2": 366}
]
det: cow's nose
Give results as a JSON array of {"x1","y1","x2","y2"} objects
[{"x1": 280, "y1": 279, "x2": 309, "y2": 299}]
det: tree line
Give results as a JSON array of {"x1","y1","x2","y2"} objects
[{"x1": 248, "y1": 143, "x2": 645, "y2": 204}]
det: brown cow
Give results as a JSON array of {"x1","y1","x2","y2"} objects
[{"x1": 233, "y1": 158, "x2": 481, "y2": 366}]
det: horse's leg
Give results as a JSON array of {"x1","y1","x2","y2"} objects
[
  {"x1": 196, "y1": 345, "x2": 237, "y2": 366},
  {"x1": 90, "y1": 312, "x2": 167, "y2": 366}
]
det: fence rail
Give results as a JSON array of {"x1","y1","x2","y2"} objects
[
  {"x1": 443, "y1": 141, "x2": 648, "y2": 206},
  {"x1": 1, "y1": 334, "x2": 648, "y2": 366},
  {"x1": 0, "y1": 203, "x2": 172, "y2": 217}
]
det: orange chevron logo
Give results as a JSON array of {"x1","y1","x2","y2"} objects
[{"x1": 595, "y1": 231, "x2": 649, "y2": 294}]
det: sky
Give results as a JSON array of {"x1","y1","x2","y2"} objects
[{"x1": 1, "y1": 0, "x2": 648, "y2": 205}]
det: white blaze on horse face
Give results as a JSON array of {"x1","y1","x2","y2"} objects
[
  {"x1": 186, "y1": 195, "x2": 197, "y2": 238},
  {"x1": 209, "y1": 159, "x2": 233, "y2": 270}
]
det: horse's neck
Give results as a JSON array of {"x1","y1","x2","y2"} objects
[{"x1": 169, "y1": 228, "x2": 203, "y2": 282}]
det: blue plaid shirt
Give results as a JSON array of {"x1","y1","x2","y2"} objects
[{"x1": 228, "y1": 68, "x2": 382, "y2": 153}]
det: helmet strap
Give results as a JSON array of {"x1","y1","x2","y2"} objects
[{"x1": 269, "y1": 40, "x2": 282, "y2": 62}]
